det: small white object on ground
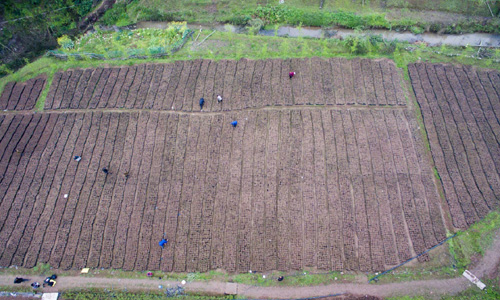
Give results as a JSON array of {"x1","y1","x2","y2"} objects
[
  {"x1": 262, "y1": 275, "x2": 266, "y2": 278},
  {"x1": 249, "y1": 270, "x2": 252, "y2": 273},
  {"x1": 181, "y1": 280, "x2": 186, "y2": 285},
  {"x1": 42, "y1": 293, "x2": 59, "y2": 300},
  {"x1": 463, "y1": 270, "x2": 486, "y2": 290},
  {"x1": 80, "y1": 268, "x2": 89, "y2": 274},
  {"x1": 158, "y1": 285, "x2": 163, "y2": 289},
  {"x1": 64, "y1": 194, "x2": 68, "y2": 199}
]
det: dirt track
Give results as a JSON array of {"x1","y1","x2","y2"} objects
[{"x1": 2, "y1": 226, "x2": 499, "y2": 299}]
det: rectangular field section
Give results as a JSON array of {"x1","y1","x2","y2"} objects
[
  {"x1": 0, "y1": 108, "x2": 446, "y2": 272},
  {"x1": 409, "y1": 64, "x2": 500, "y2": 229},
  {"x1": 42, "y1": 58, "x2": 406, "y2": 111},
  {"x1": 0, "y1": 76, "x2": 46, "y2": 111}
]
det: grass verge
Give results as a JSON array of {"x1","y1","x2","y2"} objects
[
  {"x1": 371, "y1": 210, "x2": 500, "y2": 284},
  {"x1": 59, "y1": 288, "x2": 235, "y2": 300}
]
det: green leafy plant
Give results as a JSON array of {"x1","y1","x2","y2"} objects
[
  {"x1": 246, "y1": 18, "x2": 264, "y2": 35},
  {"x1": 57, "y1": 35, "x2": 74, "y2": 50}
]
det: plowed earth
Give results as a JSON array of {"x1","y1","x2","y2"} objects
[
  {"x1": 0, "y1": 58, "x2": 453, "y2": 273},
  {"x1": 409, "y1": 63, "x2": 500, "y2": 229},
  {"x1": 42, "y1": 58, "x2": 406, "y2": 111},
  {"x1": 0, "y1": 76, "x2": 46, "y2": 111}
]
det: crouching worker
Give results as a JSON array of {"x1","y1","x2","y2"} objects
[{"x1": 43, "y1": 274, "x2": 57, "y2": 287}]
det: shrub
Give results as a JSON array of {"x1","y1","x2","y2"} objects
[
  {"x1": 246, "y1": 18, "x2": 264, "y2": 35},
  {"x1": 99, "y1": 2, "x2": 131, "y2": 26},
  {"x1": 410, "y1": 26, "x2": 425, "y2": 34},
  {"x1": 57, "y1": 35, "x2": 74, "y2": 50},
  {"x1": 342, "y1": 34, "x2": 371, "y2": 55}
]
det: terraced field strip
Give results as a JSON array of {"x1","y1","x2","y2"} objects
[
  {"x1": 409, "y1": 64, "x2": 500, "y2": 229},
  {"x1": 0, "y1": 107, "x2": 445, "y2": 272},
  {"x1": 38, "y1": 58, "x2": 406, "y2": 112},
  {"x1": 0, "y1": 76, "x2": 46, "y2": 111}
]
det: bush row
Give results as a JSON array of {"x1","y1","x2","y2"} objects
[{"x1": 220, "y1": 5, "x2": 500, "y2": 34}]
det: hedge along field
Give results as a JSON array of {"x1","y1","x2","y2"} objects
[{"x1": 0, "y1": 58, "x2": 449, "y2": 273}]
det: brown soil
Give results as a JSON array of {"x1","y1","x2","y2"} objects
[
  {"x1": 0, "y1": 59, "x2": 497, "y2": 282},
  {"x1": 409, "y1": 63, "x2": 500, "y2": 229}
]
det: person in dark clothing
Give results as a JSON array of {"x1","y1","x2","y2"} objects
[
  {"x1": 289, "y1": 71, "x2": 296, "y2": 79},
  {"x1": 277, "y1": 276, "x2": 284, "y2": 281},
  {"x1": 44, "y1": 279, "x2": 56, "y2": 287},
  {"x1": 31, "y1": 282, "x2": 40, "y2": 289},
  {"x1": 199, "y1": 98, "x2": 205, "y2": 110},
  {"x1": 14, "y1": 277, "x2": 29, "y2": 284},
  {"x1": 43, "y1": 275, "x2": 57, "y2": 287},
  {"x1": 102, "y1": 167, "x2": 109, "y2": 174}
]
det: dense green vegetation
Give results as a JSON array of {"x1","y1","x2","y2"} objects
[
  {"x1": 60, "y1": 288, "x2": 235, "y2": 300},
  {"x1": 0, "y1": 0, "x2": 97, "y2": 76},
  {"x1": 50, "y1": 22, "x2": 192, "y2": 59},
  {"x1": 99, "y1": 0, "x2": 500, "y2": 34}
]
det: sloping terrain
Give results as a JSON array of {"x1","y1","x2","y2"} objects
[
  {"x1": 0, "y1": 58, "x2": 450, "y2": 272},
  {"x1": 409, "y1": 63, "x2": 500, "y2": 229}
]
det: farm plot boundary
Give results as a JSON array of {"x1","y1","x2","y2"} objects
[{"x1": 0, "y1": 107, "x2": 446, "y2": 273}]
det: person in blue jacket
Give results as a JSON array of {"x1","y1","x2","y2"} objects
[
  {"x1": 159, "y1": 238, "x2": 168, "y2": 248},
  {"x1": 199, "y1": 98, "x2": 205, "y2": 111}
]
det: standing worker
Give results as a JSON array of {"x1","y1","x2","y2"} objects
[
  {"x1": 217, "y1": 95, "x2": 223, "y2": 103},
  {"x1": 199, "y1": 97, "x2": 205, "y2": 111},
  {"x1": 289, "y1": 71, "x2": 296, "y2": 79}
]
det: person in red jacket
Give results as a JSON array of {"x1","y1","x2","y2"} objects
[{"x1": 289, "y1": 71, "x2": 296, "y2": 79}]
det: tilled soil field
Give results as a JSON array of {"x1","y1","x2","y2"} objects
[
  {"x1": 0, "y1": 76, "x2": 46, "y2": 111},
  {"x1": 42, "y1": 58, "x2": 406, "y2": 111},
  {"x1": 0, "y1": 108, "x2": 446, "y2": 272},
  {"x1": 409, "y1": 64, "x2": 500, "y2": 229},
  {"x1": 0, "y1": 58, "x2": 457, "y2": 273}
]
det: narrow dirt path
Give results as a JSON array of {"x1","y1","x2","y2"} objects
[{"x1": 1, "y1": 227, "x2": 499, "y2": 299}]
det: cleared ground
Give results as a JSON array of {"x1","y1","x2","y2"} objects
[
  {"x1": 0, "y1": 76, "x2": 46, "y2": 111},
  {"x1": 42, "y1": 58, "x2": 406, "y2": 111},
  {"x1": 0, "y1": 58, "x2": 449, "y2": 273},
  {"x1": 409, "y1": 63, "x2": 500, "y2": 229}
]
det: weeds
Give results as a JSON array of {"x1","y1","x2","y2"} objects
[
  {"x1": 374, "y1": 210, "x2": 500, "y2": 284},
  {"x1": 232, "y1": 270, "x2": 357, "y2": 286},
  {"x1": 52, "y1": 23, "x2": 190, "y2": 60},
  {"x1": 60, "y1": 288, "x2": 231, "y2": 300}
]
